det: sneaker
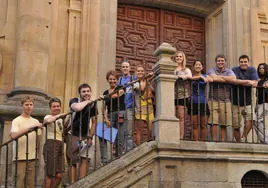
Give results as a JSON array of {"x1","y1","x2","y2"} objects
[{"x1": 241, "y1": 138, "x2": 246, "y2": 143}]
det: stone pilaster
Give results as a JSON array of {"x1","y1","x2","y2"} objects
[
  {"x1": 0, "y1": 0, "x2": 52, "y2": 119},
  {"x1": 152, "y1": 42, "x2": 180, "y2": 143}
]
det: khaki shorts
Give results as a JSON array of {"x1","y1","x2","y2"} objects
[
  {"x1": 232, "y1": 105, "x2": 254, "y2": 129},
  {"x1": 208, "y1": 101, "x2": 232, "y2": 126}
]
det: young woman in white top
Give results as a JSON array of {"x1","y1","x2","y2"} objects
[{"x1": 173, "y1": 51, "x2": 192, "y2": 139}]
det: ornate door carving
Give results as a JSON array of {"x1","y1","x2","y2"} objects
[
  {"x1": 116, "y1": 5, "x2": 205, "y2": 139},
  {"x1": 116, "y1": 5, "x2": 160, "y2": 73},
  {"x1": 116, "y1": 5, "x2": 205, "y2": 72}
]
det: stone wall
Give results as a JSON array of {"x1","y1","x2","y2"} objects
[
  {"x1": 0, "y1": 0, "x2": 267, "y2": 117},
  {"x1": 206, "y1": 0, "x2": 268, "y2": 69},
  {"x1": 70, "y1": 141, "x2": 268, "y2": 188}
]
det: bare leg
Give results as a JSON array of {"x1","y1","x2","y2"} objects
[
  {"x1": 79, "y1": 159, "x2": 87, "y2": 179},
  {"x1": 241, "y1": 120, "x2": 252, "y2": 139},
  {"x1": 44, "y1": 176, "x2": 52, "y2": 188},
  {"x1": 52, "y1": 173, "x2": 63, "y2": 188},
  {"x1": 211, "y1": 124, "x2": 217, "y2": 141},
  {"x1": 135, "y1": 121, "x2": 141, "y2": 146},
  {"x1": 68, "y1": 165, "x2": 76, "y2": 184},
  {"x1": 192, "y1": 115, "x2": 198, "y2": 141},
  {"x1": 176, "y1": 105, "x2": 185, "y2": 139},
  {"x1": 148, "y1": 120, "x2": 153, "y2": 139},
  {"x1": 220, "y1": 126, "x2": 226, "y2": 141},
  {"x1": 234, "y1": 128, "x2": 241, "y2": 142},
  {"x1": 200, "y1": 116, "x2": 208, "y2": 141}
]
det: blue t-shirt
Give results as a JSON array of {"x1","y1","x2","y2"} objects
[
  {"x1": 232, "y1": 66, "x2": 258, "y2": 106},
  {"x1": 117, "y1": 75, "x2": 137, "y2": 109},
  {"x1": 191, "y1": 74, "x2": 207, "y2": 103}
]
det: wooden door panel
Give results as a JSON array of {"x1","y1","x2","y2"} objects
[
  {"x1": 116, "y1": 5, "x2": 159, "y2": 73},
  {"x1": 117, "y1": 5, "x2": 205, "y2": 72},
  {"x1": 116, "y1": 5, "x2": 205, "y2": 139},
  {"x1": 160, "y1": 10, "x2": 205, "y2": 69}
]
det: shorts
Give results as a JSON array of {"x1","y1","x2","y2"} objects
[
  {"x1": 174, "y1": 98, "x2": 189, "y2": 106},
  {"x1": 232, "y1": 105, "x2": 254, "y2": 129},
  {"x1": 208, "y1": 101, "x2": 232, "y2": 126},
  {"x1": 43, "y1": 139, "x2": 64, "y2": 176},
  {"x1": 187, "y1": 103, "x2": 210, "y2": 116},
  {"x1": 66, "y1": 134, "x2": 95, "y2": 165}
]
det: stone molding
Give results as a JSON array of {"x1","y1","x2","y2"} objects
[{"x1": 70, "y1": 141, "x2": 268, "y2": 188}]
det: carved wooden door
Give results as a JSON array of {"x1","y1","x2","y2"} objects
[
  {"x1": 116, "y1": 5, "x2": 205, "y2": 72},
  {"x1": 116, "y1": 5, "x2": 205, "y2": 139}
]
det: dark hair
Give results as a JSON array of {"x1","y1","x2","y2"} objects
[
  {"x1": 239, "y1": 54, "x2": 249, "y2": 61},
  {"x1": 193, "y1": 60, "x2": 204, "y2": 67},
  {"x1": 257, "y1": 63, "x2": 268, "y2": 78},
  {"x1": 106, "y1": 70, "x2": 118, "y2": 81},
  {"x1": 49, "y1": 98, "x2": 61, "y2": 108},
  {"x1": 215, "y1": 54, "x2": 226, "y2": 62},
  {"x1": 192, "y1": 60, "x2": 204, "y2": 74},
  {"x1": 78, "y1": 83, "x2": 91, "y2": 94}
]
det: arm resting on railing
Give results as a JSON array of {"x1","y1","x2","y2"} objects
[
  {"x1": 209, "y1": 74, "x2": 236, "y2": 83},
  {"x1": 43, "y1": 112, "x2": 71, "y2": 124},
  {"x1": 71, "y1": 100, "x2": 93, "y2": 112},
  {"x1": 232, "y1": 79, "x2": 258, "y2": 87},
  {"x1": 10, "y1": 122, "x2": 42, "y2": 140}
]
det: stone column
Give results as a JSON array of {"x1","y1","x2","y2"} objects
[
  {"x1": 152, "y1": 43, "x2": 180, "y2": 143},
  {"x1": 14, "y1": 0, "x2": 50, "y2": 91},
  {"x1": 0, "y1": 0, "x2": 51, "y2": 118}
]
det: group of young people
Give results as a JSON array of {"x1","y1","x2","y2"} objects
[
  {"x1": 174, "y1": 51, "x2": 268, "y2": 143},
  {"x1": 8, "y1": 61, "x2": 155, "y2": 187},
  {"x1": 8, "y1": 52, "x2": 268, "y2": 187}
]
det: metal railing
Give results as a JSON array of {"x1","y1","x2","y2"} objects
[
  {"x1": 1, "y1": 76, "x2": 268, "y2": 187},
  {"x1": 175, "y1": 78, "x2": 268, "y2": 143}
]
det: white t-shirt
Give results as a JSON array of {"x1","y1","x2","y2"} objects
[
  {"x1": 44, "y1": 115, "x2": 63, "y2": 141},
  {"x1": 10, "y1": 116, "x2": 40, "y2": 161}
]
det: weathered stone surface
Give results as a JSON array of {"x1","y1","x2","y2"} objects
[
  {"x1": 0, "y1": 0, "x2": 268, "y2": 187},
  {"x1": 70, "y1": 140, "x2": 268, "y2": 188}
]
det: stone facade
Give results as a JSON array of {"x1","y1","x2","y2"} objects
[
  {"x1": 70, "y1": 141, "x2": 268, "y2": 188},
  {"x1": 0, "y1": 0, "x2": 267, "y2": 119},
  {"x1": 0, "y1": 0, "x2": 268, "y2": 187}
]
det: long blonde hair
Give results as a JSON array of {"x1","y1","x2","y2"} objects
[{"x1": 173, "y1": 51, "x2": 187, "y2": 69}]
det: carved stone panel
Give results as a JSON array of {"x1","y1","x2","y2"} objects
[{"x1": 116, "y1": 5, "x2": 205, "y2": 72}]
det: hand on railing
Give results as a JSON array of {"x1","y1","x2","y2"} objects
[
  {"x1": 30, "y1": 122, "x2": 43, "y2": 130},
  {"x1": 249, "y1": 80, "x2": 258, "y2": 88},
  {"x1": 263, "y1": 82, "x2": 268, "y2": 88},
  {"x1": 85, "y1": 137, "x2": 93, "y2": 147}
]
